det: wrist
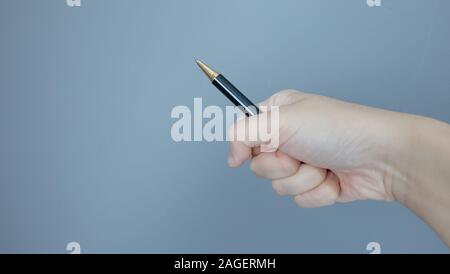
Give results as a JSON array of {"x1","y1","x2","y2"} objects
[
  {"x1": 392, "y1": 115, "x2": 450, "y2": 204},
  {"x1": 385, "y1": 113, "x2": 419, "y2": 204},
  {"x1": 388, "y1": 113, "x2": 450, "y2": 245}
]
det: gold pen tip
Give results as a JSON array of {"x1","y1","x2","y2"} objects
[{"x1": 195, "y1": 59, "x2": 219, "y2": 81}]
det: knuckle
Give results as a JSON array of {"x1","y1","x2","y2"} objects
[
  {"x1": 282, "y1": 161, "x2": 299, "y2": 176},
  {"x1": 314, "y1": 168, "x2": 328, "y2": 183},
  {"x1": 322, "y1": 182, "x2": 339, "y2": 201},
  {"x1": 278, "y1": 89, "x2": 298, "y2": 95}
]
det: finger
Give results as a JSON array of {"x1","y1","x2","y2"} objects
[
  {"x1": 250, "y1": 151, "x2": 300, "y2": 180},
  {"x1": 228, "y1": 141, "x2": 251, "y2": 167},
  {"x1": 228, "y1": 89, "x2": 308, "y2": 167},
  {"x1": 272, "y1": 164, "x2": 327, "y2": 196},
  {"x1": 228, "y1": 113, "x2": 275, "y2": 167},
  {"x1": 293, "y1": 172, "x2": 340, "y2": 208}
]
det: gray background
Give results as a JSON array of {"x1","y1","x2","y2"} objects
[{"x1": 0, "y1": 0, "x2": 449, "y2": 253}]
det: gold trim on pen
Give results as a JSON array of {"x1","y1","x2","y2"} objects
[{"x1": 196, "y1": 60, "x2": 219, "y2": 81}]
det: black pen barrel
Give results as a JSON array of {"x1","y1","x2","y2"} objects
[{"x1": 212, "y1": 74, "x2": 260, "y2": 116}]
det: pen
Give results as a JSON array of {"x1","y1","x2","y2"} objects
[{"x1": 196, "y1": 60, "x2": 260, "y2": 116}]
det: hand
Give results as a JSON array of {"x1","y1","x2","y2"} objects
[
  {"x1": 228, "y1": 89, "x2": 450, "y2": 246},
  {"x1": 228, "y1": 89, "x2": 413, "y2": 207}
]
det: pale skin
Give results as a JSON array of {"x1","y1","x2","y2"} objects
[{"x1": 228, "y1": 90, "x2": 450, "y2": 247}]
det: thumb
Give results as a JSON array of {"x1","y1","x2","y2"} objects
[
  {"x1": 227, "y1": 89, "x2": 310, "y2": 167},
  {"x1": 228, "y1": 107, "x2": 281, "y2": 167}
]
